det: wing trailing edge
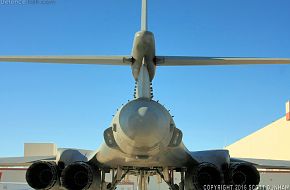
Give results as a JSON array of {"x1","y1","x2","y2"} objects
[
  {"x1": 231, "y1": 157, "x2": 290, "y2": 169},
  {"x1": 0, "y1": 156, "x2": 56, "y2": 166}
]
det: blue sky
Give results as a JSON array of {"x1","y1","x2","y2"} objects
[{"x1": 0, "y1": 0, "x2": 290, "y2": 157}]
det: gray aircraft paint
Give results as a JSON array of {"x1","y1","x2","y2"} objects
[
  {"x1": 0, "y1": 0, "x2": 290, "y2": 189},
  {"x1": 0, "y1": 0, "x2": 289, "y2": 172}
]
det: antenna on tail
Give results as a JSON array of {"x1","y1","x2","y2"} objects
[{"x1": 141, "y1": 0, "x2": 147, "y2": 31}]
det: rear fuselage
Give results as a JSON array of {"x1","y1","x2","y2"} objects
[
  {"x1": 95, "y1": 31, "x2": 193, "y2": 168},
  {"x1": 96, "y1": 98, "x2": 192, "y2": 168}
]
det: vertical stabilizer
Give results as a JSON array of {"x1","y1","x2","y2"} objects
[{"x1": 141, "y1": 0, "x2": 148, "y2": 31}]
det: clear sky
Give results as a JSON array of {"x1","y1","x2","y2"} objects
[{"x1": 0, "y1": 0, "x2": 290, "y2": 157}]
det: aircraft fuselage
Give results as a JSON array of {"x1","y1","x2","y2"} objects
[
  {"x1": 94, "y1": 31, "x2": 193, "y2": 169},
  {"x1": 96, "y1": 99, "x2": 192, "y2": 168}
]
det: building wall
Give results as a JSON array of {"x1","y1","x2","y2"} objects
[
  {"x1": 259, "y1": 171, "x2": 290, "y2": 185},
  {"x1": 24, "y1": 143, "x2": 57, "y2": 157},
  {"x1": 0, "y1": 169, "x2": 26, "y2": 183},
  {"x1": 226, "y1": 116, "x2": 290, "y2": 160}
]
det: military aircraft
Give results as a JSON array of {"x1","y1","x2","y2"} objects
[{"x1": 1, "y1": 0, "x2": 290, "y2": 190}]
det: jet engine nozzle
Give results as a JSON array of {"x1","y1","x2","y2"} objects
[
  {"x1": 26, "y1": 161, "x2": 59, "y2": 190},
  {"x1": 229, "y1": 163, "x2": 260, "y2": 186},
  {"x1": 185, "y1": 163, "x2": 222, "y2": 190},
  {"x1": 61, "y1": 162, "x2": 100, "y2": 190}
]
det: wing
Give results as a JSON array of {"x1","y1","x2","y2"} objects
[
  {"x1": 0, "y1": 156, "x2": 56, "y2": 166},
  {"x1": 231, "y1": 157, "x2": 290, "y2": 169},
  {"x1": 156, "y1": 56, "x2": 290, "y2": 66},
  {"x1": 0, "y1": 56, "x2": 132, "y2": 65},
  {"x1": 0, "y1": 148, "x2": 97, "y2": 167},
  {"x1": 189, "y1": 149, "x2": 230, "y2": 167}
]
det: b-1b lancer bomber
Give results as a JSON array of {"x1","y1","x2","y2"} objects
[{"x1": 1, "y1": 0, "x2": 290, "y2": 190}]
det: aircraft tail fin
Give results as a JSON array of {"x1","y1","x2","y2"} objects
[{"x1": 141, "y1": 0, "x2": 148, "y2": 31}]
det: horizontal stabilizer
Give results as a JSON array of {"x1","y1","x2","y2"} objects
[
  {"x1": 0, "y1": 156, "x2": 56, "y2": 166},
  {"x1": 156, "y1": 56, "x2": 290, "y2": 66},
  {"x1": 0, "y1": 56, "x2": 132, "y2": 65}
]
